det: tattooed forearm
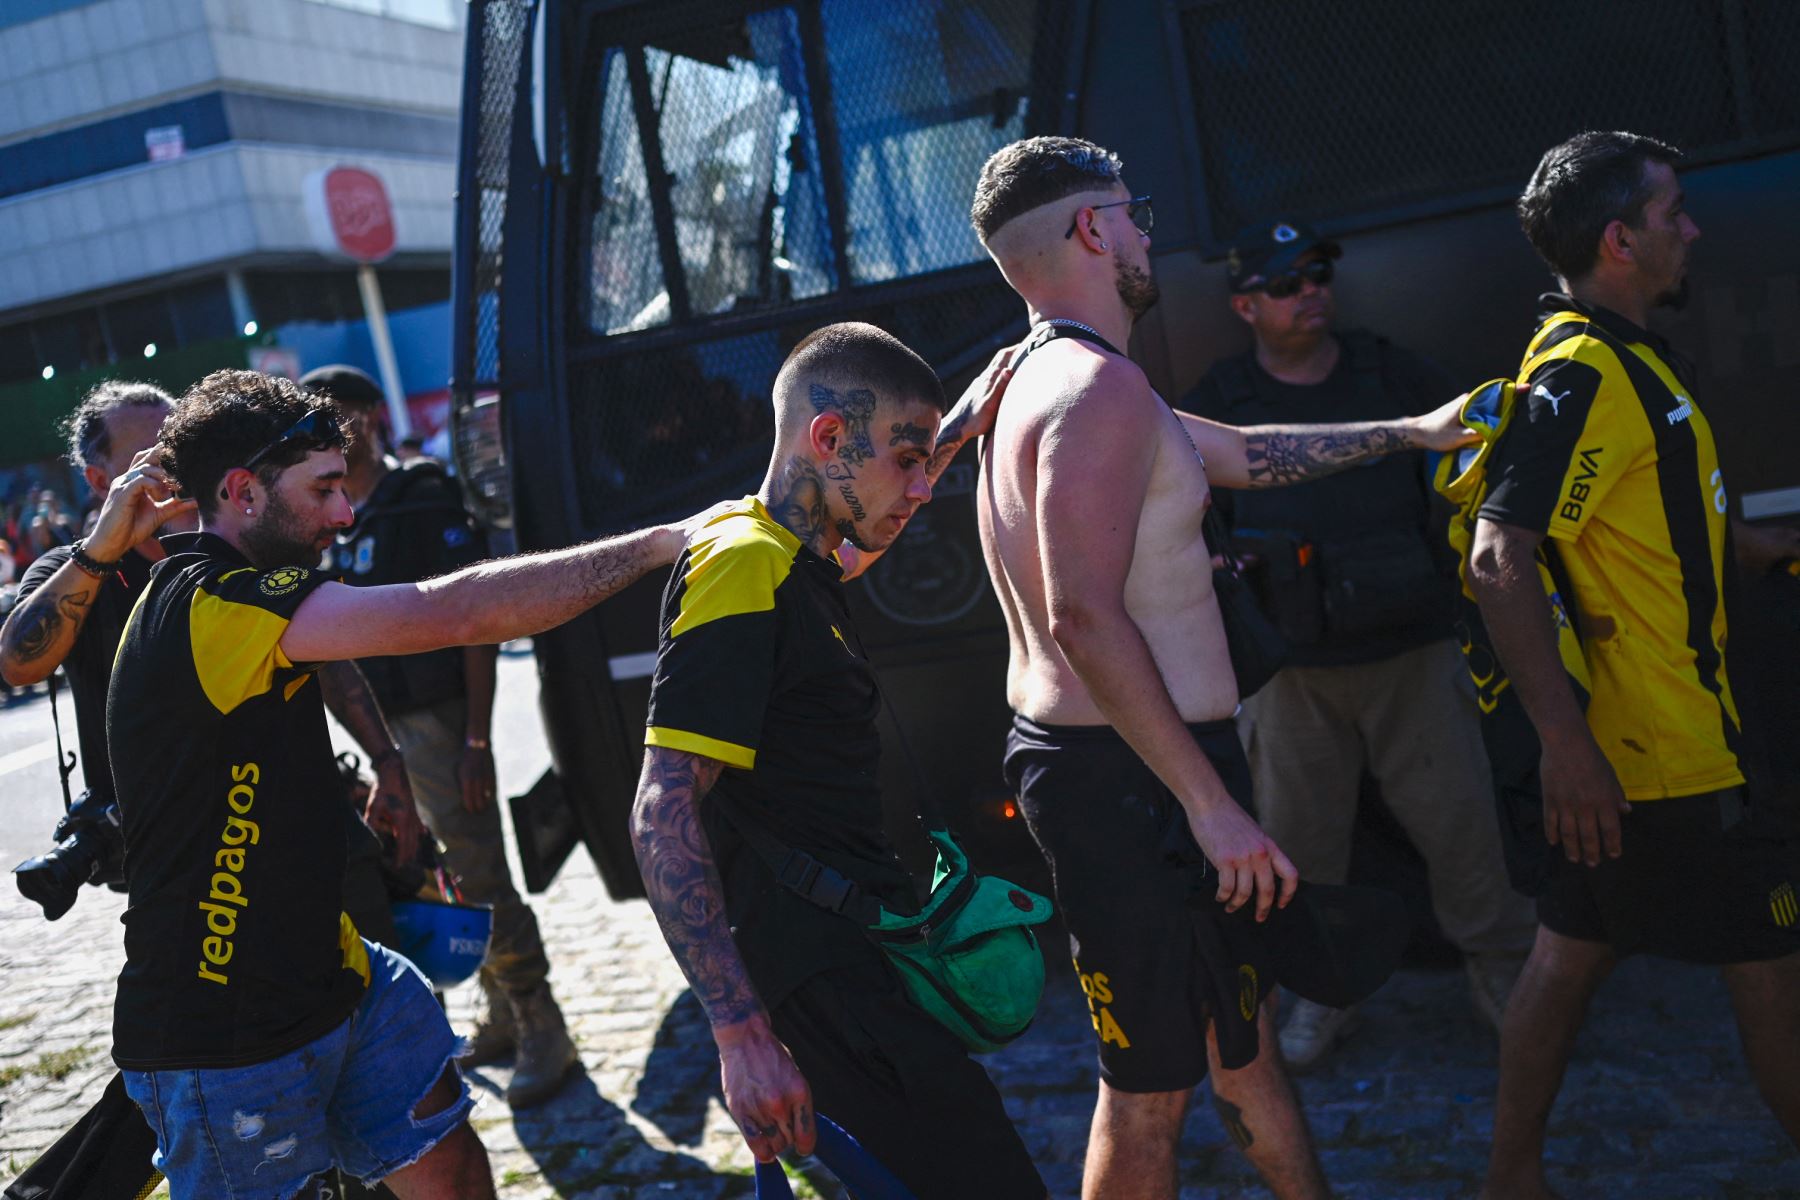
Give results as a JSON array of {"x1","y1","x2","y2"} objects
[
  {"x1": 318, "y1": 660, "x2": 397, "y2": 762},
  {"x1": 767, "y1": 455, "x2": 834, "y2": 556},
  {"x1": 631, "y1": 748, "x2": 763, "y2": 1029},
  {"x1": 1, "y1": 577, "x2": 97, "y2": 682},
  {"x1": 1241, "y1": 422, "x2": 1412, "y2": 488}
]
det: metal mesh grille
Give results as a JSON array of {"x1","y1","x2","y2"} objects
[
  {"x1": 1178, "y1": 0, "x2": 1799, "y2": 242},
  {"x1": 821, "y1": 0, "x2": 1038, "y2": 284},
  {"x1": 567, "y1": 278, "x2": 1022, "y2": 534},
  {"x1": 469, "y1": 0, "x2": 530, "y2": 383},
  {"x1": 448, "y1": 0, "x2": 532, "y2": 533}
]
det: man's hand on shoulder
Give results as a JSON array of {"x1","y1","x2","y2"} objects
[{"x1": 1405, "y1": 392, "x2": 1484, "y2": 454}]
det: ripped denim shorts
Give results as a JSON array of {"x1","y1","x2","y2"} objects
[{"x1": 122, "y1": 940, "x2": 472, "y2": 1199}]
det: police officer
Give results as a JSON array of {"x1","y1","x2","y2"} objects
[
  {"x1": 303, "y1": 366, "x2": 578, "y2": 1109},
  {"x1": 1185, "y1": 222, "x2": 1535, "y2": 1070}
]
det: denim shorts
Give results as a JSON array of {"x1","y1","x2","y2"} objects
[{"x1": 122, "y1": 940, "x2": 472, "y2": 1199}]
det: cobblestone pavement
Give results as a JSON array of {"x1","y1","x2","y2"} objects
[{"x1": 2, "y1": 656, "x2": 1795, "y2": 1197}]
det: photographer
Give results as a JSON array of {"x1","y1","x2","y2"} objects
[
  {"x1": 1, "y1": 382, "x2": 419, "y2": 927},
  {"x1": 1, "y1": 384, "x2": 192, "y2": 916}
]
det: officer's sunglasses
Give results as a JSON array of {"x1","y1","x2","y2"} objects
[
  {"x1": 1065, "y1": 195, "x2": 1154, "y2": 239},
  {"x1": 1249, "y1": 257, "x2": 1334, "y2": 299},
  {"x1": 243, "y1": 409, "x2": 343, "y2": 472}
]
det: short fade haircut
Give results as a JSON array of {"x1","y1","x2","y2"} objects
[
  {"x1": 159, "y1": 369, "x2": 349, "y2": 517},
  {"x1": 62, "y1": 380, "x2": 173, "y2": 471},
  {"x1": 1518, "y1": 130, "x2": 1683, "y2": 281},
  {"x1": 300, "y1": 363, "x2": 383, "y2": 412},
  {"x1": 970, "y1": 136, "x2": 1124, "y2": 244},
  {"x1": 774, "y1": 322, "x2": 945, "y2": 414}
]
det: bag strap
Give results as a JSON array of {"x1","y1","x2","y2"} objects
[
  {"x1": 47, "y1": 668, "x2": 76, "y2": 813},
  {"x1": 708, "y1": 797, "x2": 883, "y2": 926}
]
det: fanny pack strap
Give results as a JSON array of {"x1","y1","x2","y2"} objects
[{"x1": 708, "y1": 662, "x2": 951, "y2": 928}]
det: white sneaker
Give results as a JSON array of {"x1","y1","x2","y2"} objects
[{"x1": 1277, "y1": 997, "x2": 1358, "y2": 1073}]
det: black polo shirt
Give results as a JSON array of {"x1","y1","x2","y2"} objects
[
  {"x1": 17, "y1": 542, "x2": 155, "y2": 801},
  {"x1": 330, "y1": 459, "x2": 487, "y2": 716},
  {"x1": 645, "y1": 498, "x2": 914, "y2": 1008},
  {"x1": 107, "y1": 532, "x2": 369, "y2": 1069}
]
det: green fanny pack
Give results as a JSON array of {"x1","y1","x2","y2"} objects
[{"x1": 716, "y1": 803, "x2": 1053, "y2": 1053}]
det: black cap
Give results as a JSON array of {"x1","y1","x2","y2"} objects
[
  {"x1": 1226, "y1": 219, "x2": 1342, "y2": 291},
  {"x1": 300, "y1": 364, "x2": 384, "y2": 412}
]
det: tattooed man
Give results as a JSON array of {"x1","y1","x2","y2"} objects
[
  {"x1": 970, "y1": 137, "x2": 1477, "y2": 1200},
  {"x1": 631, "y1": 322, "x2": 1044, "y2": 1196}
]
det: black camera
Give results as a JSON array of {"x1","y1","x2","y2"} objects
[{"x1": 14, "y1": 790, "x2": 126, "y2": 921}]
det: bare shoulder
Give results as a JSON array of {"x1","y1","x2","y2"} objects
[{"x1": 1015, "y1": 340, "x2": 1161, "y2": 436}]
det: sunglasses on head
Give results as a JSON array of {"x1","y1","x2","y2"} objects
[
  {"x1": 1065, "y1": 194, "x2": 1154, "y2": 240},
  {"x1": 1247, "y1": 257, "x2": 1334, "y2": 299},
  {"x1": 243, "y1": 409, "x2": 342, "y2": 473}
]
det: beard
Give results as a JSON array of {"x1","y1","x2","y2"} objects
[
  {"x1": 240, "y1": 488, "x2": 328, "y2": 569},
  {"x1": 1114, "y1": 251, "x2": 1160, "y2": 322},
  {"x1": 1654, "y1": 274, "x2": 1690, "y2": 311}
]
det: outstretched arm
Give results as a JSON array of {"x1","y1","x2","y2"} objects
[
  {"x1": 280, "y1": 506, "x2": 724, "y2": 664},
  {"x1": 318, "y1": 659, "x2": 423, "y2": 864},
  {"x1": 1178, "y1": 392, "x2": 1476, "y2": 490},
  {"x1": 631, "y1": 747, "x2": 815, "y2": 1165}
]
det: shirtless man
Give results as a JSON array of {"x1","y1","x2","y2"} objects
[{"x1": 971, "y1": 136, "x2": 1478, "y2": 1200}]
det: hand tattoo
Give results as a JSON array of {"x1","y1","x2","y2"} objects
[
  {"x1": 631, "y1": 748, "x2": 763, "y2": 1028},
  {"x1": 1242, "y1": 423, "x2": 1410, "y2": 488},
  {"x1": 810, "y1": 384, "x2": 877, "y2": 468}
]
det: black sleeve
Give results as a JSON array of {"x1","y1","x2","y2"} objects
[
  {"x1": 1477, "y1": 358, "x2": 1612, "y2": 537},
  {"x1": 16, "y1": 545, "x2": 73, "y2": 602}
]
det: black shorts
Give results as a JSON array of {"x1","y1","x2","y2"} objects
[
  {"x1": 769, "y1": 956, "x2": 1043, "y2": 1199},
  {"x1": 1537, "y1": 787, "x2": 1800, "y2": 964},
  {"x1": 1002, "y1": 713, "x2": 1263, "y2": 1094}
]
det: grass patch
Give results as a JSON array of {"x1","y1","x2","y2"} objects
[
  {"x1": 498, "y1": 1166, "x2": 541, "y2": 1187},
  {"x1": 30, "y1": 1046, "x2": 94, "y2": 1082},
  {"x1": 0, "y1": 1011, "x2": 36, "y2": 1032},
  {"x1": 0, "y1": 1065, "x2": 24, "y2": 1087}
]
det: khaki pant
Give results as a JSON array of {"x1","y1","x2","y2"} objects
[
  {"x1": 390, "y1": 697, "x2": 551, "y2": 994},
  {"x1": 1240, "y1": 638, "x2": 1534, "y2": 958}
]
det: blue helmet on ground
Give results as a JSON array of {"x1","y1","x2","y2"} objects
[{"x1": 389, "y1": 899, "x2": 493, "y2": 989}]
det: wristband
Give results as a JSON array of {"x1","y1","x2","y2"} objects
[
  {"x1": 68, "y1": 539, "x2": 122, "y2": 579},
  {"x1": 465, "y1": 736, "x2": 491, "y2": 750}
]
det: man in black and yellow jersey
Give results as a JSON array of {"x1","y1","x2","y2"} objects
[
  {"x1": 631, "y1": 323, "x2": 1046, "y2": 1197},
  {"x1": 106, "y1": 369, "x2": 715, "y2": 1199},
  {"x1": 1471, "y1": 133, "x2": 1800, "y2": 1199}
]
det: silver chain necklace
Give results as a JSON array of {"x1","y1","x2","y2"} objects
[{"x1": 1044, "y1": 317, "x2": 1107, "y2": 343}]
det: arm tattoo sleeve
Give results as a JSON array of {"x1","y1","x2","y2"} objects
[
  {"x1": 2, "y1": 587, "x2": 92, "y2": 670},
  {"x1": 632, "y1": 747, "x2": 763, "y2": 1028},
  {"x1": 1241, "y1": 422, "x2": 1410, "y2": 488},
  {"x1": 317, "y1": 659, "x2": 396, "y2": 760}
]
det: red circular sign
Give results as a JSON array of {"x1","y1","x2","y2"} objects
[{"x1": 321, "y1": 167, "x2": 396, "y2": 263}]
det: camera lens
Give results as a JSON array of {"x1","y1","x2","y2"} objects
[{"x1": 14, "y1": 835, "x2": 104, "y2": 921}]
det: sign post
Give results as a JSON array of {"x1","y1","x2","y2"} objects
[{"x1": 303, "y1": 166, "x2": 411, "y2": 440}]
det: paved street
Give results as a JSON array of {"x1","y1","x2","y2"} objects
[{"x1": 2, "y1": 649, "x2": 1796, "y2": 1198}]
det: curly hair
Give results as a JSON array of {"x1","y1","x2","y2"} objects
[
  {"x1": 61, "y1": 380, "x2": 173, "y2": 471},
  {"x1": 1517, "y1": 131, "x2": 1682, "y2": 282},
  {"x1": 158, "y1": 370, "x2": 349, "y2": 517},
  {"x1": 970, "y1": 136, "x2": 1124, "y2": 243}
]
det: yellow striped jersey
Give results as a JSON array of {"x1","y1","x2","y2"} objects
[{"x1": 1479, "y1": 295, "x2": 1742, "y2": 800}]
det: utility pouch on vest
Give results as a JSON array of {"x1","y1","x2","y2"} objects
[
  {"x1": 1232, "y1": 527, "x2": 1324, "y2": 645},
  {"x1": 1317, "y1": 531, "x2": 1448, "y2": 638}
]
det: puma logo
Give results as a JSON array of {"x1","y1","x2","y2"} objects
[{"x1": 1533, "y1": 383, "x2": 1571, "y2": 416}]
